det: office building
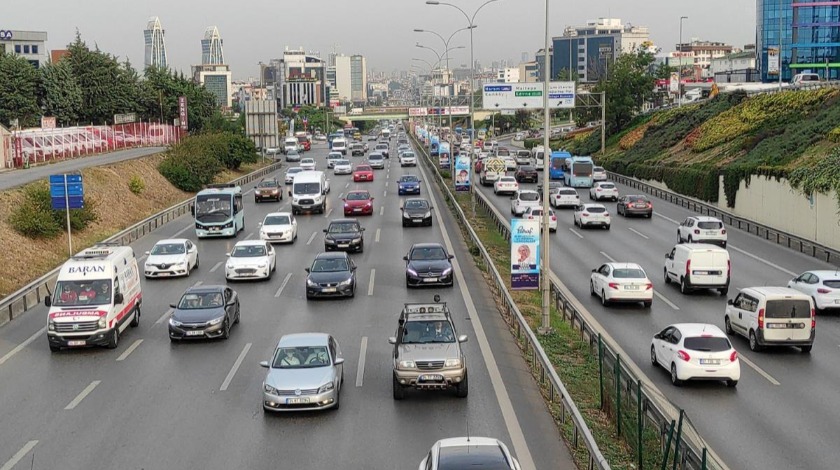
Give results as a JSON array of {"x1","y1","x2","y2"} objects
[
  {"x1": 0, "y1": 30, "x2": 48, "y2": 68},
  {"x1": 144, "y1": 16, "x2": 168, "y2": 69},
  {"x1": 712, "y1": 51, "x2": 759, "y2": 83},
  {"x1": 672, "y1": 39, "x2": 733, "y2": 78},
  {"x1": 551, "y1": 18, "x2": 650, "y2": 83},
  {"x1": 201, "y1": 26, "x2": 224, "y2": 65},
  {"x1": 497, "y1": 67, "x2": 520, "y2": 83},
  {"x1": 518, "y1": 61, "x2": 539, "y2": 82},
  {"x1": 334, "y1": 54, "x2": 367, "y2": 103},
  {"x1": 193, "y1": 64, "x2": 232, "y2": 108}
]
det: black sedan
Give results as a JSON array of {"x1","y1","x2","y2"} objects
[
  {"x1": 168, "y1": 286, "x2": 240, "y2": 342},
  {"x1": 324, "y1": 218, "x2": 365, "y2": 253},
  {"x1": 404, "y1": 243, "x2": 455, "y2": 288},
  {"x1": 617, "y1": 195, "x2": 653, "y2": 218},
  {"x1": 514, "y1": 165, "x2": 539, "y2": 183},
  {"x1": 305, "y1": 252, "x2": 357, "y2": 299},
  {"x1": 401, "y1": 198, "x2": 434, "y2": 227}
]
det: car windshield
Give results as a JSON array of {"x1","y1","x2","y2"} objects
[
  {"x1": 587, "y1": 207, "x2": 606, "y2": 213},
  {"x1": 356, "y1": 166, "x2": 372, "y2": 172},
  {"x1": 263, "y1": 215, "x2": 290, "y2": 225},
  {"x1": 311, "y1": 258, "x2": 350, "y2": 272},
  {"x1": 613, "y1": 268, "x2": 646, "y2": 279},
  {"x1": 400, "y1": 320, "x2": 455, "y2": 344},
  {"x1": 231, "y1": 245, "x2": 267, "y2": 257},
  {"x1": 400, "y1": 176, "x2": 419, "y2": 182},
  {"x1": 294, "y1": 182, "x2": 320, "y2": 194},
  {"x1": 287, "y1": 149, "x2": 299, "y2": 155},
  {"x1": 599, "y1": 183, "x2": 615, "y2": 189},
  {"x1": 178, "y1": 291, "x2": 224, "y2": 309},
  {"x1": 594, "y1": 167, "x2": 605, "y2": 172},
  {"x1": 437, "y1": 445, "x2": 510, "y2": 469},
  {"x1": 559, "y1": 189, "x2": 577, "y2": 195},
  {"x1": 328, "y1": 223, "x2": 360, "y2": 234},
  {"x1": 521, "y1": 166, "x2": 535, "y2": 172},
  {"x1": 336, "y1": 160, "x2": 350, "y2": 166},
  {"x1": 404, "y1": 200, "x2": 429, "y2": 209},
  {"x1": 301, "y1": 159, "x2": 314, "y2": 164},
  {"x1": 195, "y1": 194, "x2": 232, "y2": 222},
  {"x1": 683, "y1": 336, "x2": 731, "y2": 352},
  {"x1": 151, "y1": 243, "x2": 185, "y2": 255},
  {"x1": 765, "y1": 299, "x2": 812, "y2": 318},
  {"x1": 53, "y1": 279, "x2": 112, "y2": 307},
  {"x1": 272, "y1": 346, "x2": 331, "y2": 368},
  {"x1": 697, "y1": 221, "x2": 723, "y2": 230},
  {"x1": 410, "y1": 246, "x2": 447, "y2": 260},
  {"x1": 369, "y1": 155, "x2": 382, "y2": 160},
  {"x1": 346, "y1": 192, "x2": 370, "y2": 201},
  {"x1": 329, "y1": 153, "x2": 341, "y2": 158},
  {"x1": 402, "y1": 152, "x2": 415, "y2": 157},
  {"x1": 258, "y1": 181, "x2": 278, "y2": 188},
  {"x1": 519, "y1": 192, "x2": 539, "y2": 201},
  {"x1": 287, "y1": 168, "x2": 303, "y2": 175}
]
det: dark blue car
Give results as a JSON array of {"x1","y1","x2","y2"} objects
[{"x1": 398, "y1": 175, "x2": 422, "y2": 195}]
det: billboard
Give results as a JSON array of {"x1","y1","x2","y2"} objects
[
  {"x1": 454, "y1": 154, "x2": 471, "y2": 192},
  {"x1": 409, "y1": 107, "x2": 428, "y2": 116},
  {"x1": 768, "y1": 47, "x2": 780, "y2": 75},
  {"x1": 669, "y1": 72, "x2": 680, "y2": 94},
  {"x1": 482, "y1": 82, "x2": 575, "y2": 109},
  {"x1": 510, "y1": 218, "x2": 540, "y2": 290}
]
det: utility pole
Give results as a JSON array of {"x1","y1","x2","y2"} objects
[{"x1": 539, "y1": 0, "x2": 552, "y2": 335}]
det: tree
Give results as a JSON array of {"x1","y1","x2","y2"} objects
[
  {"x1": 584, "y1": 49, "x2": 656, "y2": 135},
  {"x1": 0, "y1": 53, "x2": 41, "y2": 127},
  {"x1": 39, "y1": 59, "x2": 84, "y2": 126},
  {"x1": 654, "y1": 62, "x2": 676, "y2": 79},
  {"x1": 141, "y1": 66, "x2": 217, "y2": 131}
]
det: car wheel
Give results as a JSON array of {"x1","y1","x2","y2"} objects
[
  {"x1": 643, "y1": 300, "x2": 652, "y2": 308},
  {"x1": 749, "y1": 330, "x2": 762, "y2": 352},
  {"x1": 234, "y1": 306, "x2": 241, "y2": 325},
  {"x1": 605, "y1": 224, "x2": 611, "y2": 230},
  {"x1": 130, "y1": 305, "x2": 141, "y2": 327},
  {"x1": 349, "y1": 283, "x2": 356, "y2": 298},
  {"x1": 677, "y1": 232, "x2": 682, "y2": 243},
  {"x1": 719, "y1": 287, "x2": 729, "y2": 295},
  {"x1": 726, "y1": 379, "x2": 738, "y2": 388},
  {"x1": 664, "y1": 268, "x2": 671, "y2": 284},
  {"x1": 107, "y1": 327, "x2": 119, "y2": 349},
  {"x1": 650, "y1": 346, "x2": 657, "y2": 366},
  {"x1": 186, "y1": 262, "x2": 191, "y2": 277},
  {"x1": 455, "y1": 372, "x2": 469, "y2": 398},
  {"x1": 49, "y1": 344, "x2": 60, "y2": 352},
  {"x1": 724, "y1": 316, "x2": 733, "y2": 335},
  {"x1": 680, "y1": 277, "x2": 691, "y2": 294},
  {"x1": 601, "y1": 290, "x2": 609, "y2": 307},
  {"x1": 194, "y1": 256, "x2": 200, "y2": 269},
  {"x1": 590, "y1": 281, "x2": 596, "y2": 296},
  {"x1": 393, "y1": 374, "x2": 406, "y2": 400},
  {"x1": 333, "y1": 389, "x2": 340, "y2": 410},
  {"x1": 801, "y1": 345, "x2": 813, "y2": 353},
  {"x1": 688, "y1": 236, "x2": 694, "y2": 243},
  {"x1": 222, "y1": 318, "x2": 231, "y2": 340},
  {"x1": 670, "y1": 364, "x2": 682, "y2": 386}
]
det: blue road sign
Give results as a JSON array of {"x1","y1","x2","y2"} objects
[
  {"x1": 50, "y1": 174, "x2": 84, "y2": 210},
  {"x1": 52, "y1": 196, "x2": 84, "y2": 210}
]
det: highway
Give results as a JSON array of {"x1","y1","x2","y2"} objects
[
  {"x1": 472, "y1": 137, "x2": 840, "y2": 470},
  {"x1": 0, "y1": 137, "x2": 574, "y2": 469}
]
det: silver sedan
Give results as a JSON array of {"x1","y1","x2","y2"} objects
[{"x1": 260, "y1": 333, "x2": 345, "y2": 412}]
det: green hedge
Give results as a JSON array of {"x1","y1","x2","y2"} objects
[
  {"x1": 608, "y1": 162, "x2": 719, "y2": 203},
  {"x1": 158, "y1": 132, "x2": 258, "y2": 192},
  {"x1": 10, "y1": 183, "x2": 99, "y2": 238},
  {"x1": 789, "y1": 146, "x2": 840, "y2": 207}
]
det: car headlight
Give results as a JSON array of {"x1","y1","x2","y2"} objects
[
  {"x1": 264, "y1": 383, "x2": 279, "y2": 394},
  {"x1": 398, "y1": 360, "x2": 416, "y2": 369},
  {"x1": 403, "y1": 211, "x2": 411, "y2": 218},
  {"x1": 175, "y1": 261, "x2": 186, "y2": 266},
  {"x1": 48, "y1": 320, "x2": 55, "y2": 331},
  {"x1": 226, "y1": 263, "x2": 234, "y2": 270},
  {"x1": 352, "y1": 237, "x2": 362, "y2": 243},
  {"x1": 406, "y1": 268, "x2": 418, "y2": 276},
  {"x1": 169, "y1": 318, "x2": 182, "y2": 327},
  {"x1": 445, "y1": 358, "x2": 462, "y2": 368},
  {"x1": 98, "y1": 318, "x2": 107, "y2": 329},
  {"x1": 307, "y1": 278, "x2": 318, "y2": 287},
  {"x1": 318, "y1": 382, "x2": 335, "y2": 393},
  {"x1": 325, "y1": 238, "x2": 336, "y2": 244},
  {"x1": 442, "y1": 267, "x2": 453, "y2": 276},
  {"x1": 208, "y1": 317, "x2": 224, "y2": 326},
  {"x1": 257, "y1": 262, "x2": 267, "y2": 268},
  {"x1": 338, "y1": 278, "x2": 352, "y2": 286},
  {"x1": 424, "y1": 211, "x2": 431, "y2": 218}
]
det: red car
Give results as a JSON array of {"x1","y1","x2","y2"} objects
[
  {"x1": 297, "y1": 137, "x2": 311, "y2": 151},
  {"x1": 353, "y1": 164, "x2": 374, "y2": 182},
  {"x1": 343, "y1": 190, "x2": 374, "y2": 216}
]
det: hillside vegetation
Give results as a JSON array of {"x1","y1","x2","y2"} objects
[{"x1": 555, "y1": 87, "x2": 840, "y2": 208}]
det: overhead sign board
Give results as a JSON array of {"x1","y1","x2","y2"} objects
[
  {"x1": 483, "y1": 82, "x2": 575, "y2": 109},
  {"x1": 409, "y1": 107, "x2": 428, "y2": 116}
]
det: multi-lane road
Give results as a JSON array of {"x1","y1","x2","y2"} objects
[
  {"x1": 475, "y1": 137, "x2": 840, "y2": 470},
  {"x1": 0, "y1": 138, "x2": 575, "y2": 469}
]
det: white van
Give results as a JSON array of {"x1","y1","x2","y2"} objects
[
  {"x1": 45, "y1": 244, "x2": 142, "y2": 352},
  {"x1": 283, "y1": 137, "x2": 299, "y2": 154},
  {"x1": 724, "y1": 287, "x2": 815, "y2": 352},
  {"x1": 290, "y1": 171, "x2": 330, "y2": 215},
  {"x1": 332, "y1": 137, "x2": 348, "y2": 156},
  {"x1": 664, "y1": 243, "x2": 730, "y2": 295},
  {"x1": 533, "y1": 146, "x2": 547, "y2": 170}
]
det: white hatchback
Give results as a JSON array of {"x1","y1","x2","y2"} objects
[
  {"x1": 300, "y1": 158, "x2": 316, "y2": 171},
  {"x1": 259, "y1": 212, "x2": 298, "y2": 244},
  {"x1": 523, "y1": 207, "x2": 557, "y2": 232},
  {"x1": 551, "y1": 187, "x2": 580, "y2": 208},
  {"x1": 285, "y1": 167, "x2": 304, "y2": 184},
  {"x1": 677, "y1": 216, "x2": 727, "y2": 247},
  {"x1": 787, "y1": 270, "x2": 840, "y2": 313},
  {"x1": 651, "y1": 323, "x2": 740, "y2": 387},
  {"x1": 510, "y1": 190, "x2": 541, "y2": 216},
  {"x1": 590, "y1": 262, "x2": 653, "y2": 307},
  {"x1": 503, "y1": 156, "x2": 517, "y2": 171},
  {"x1": 589, "y1": 181, "x2": 618, "y2": 201},
  {"x1": 333, "y1": 159, "x2": 352, "y2": 175},
  {"x1": 493, "y1": 176, "x2": 519, "y2": 195},
  {"x1": 225, "y1": 240, "x2": 277, "y2": 281},
  {"x1": 574, "y1": 203, "x2": 610, "y2": 229},
  {"x1": 327, "y1": 152, "x2": 343, "y2": 169},
  {"x1": 593, "y1": 166, "x2": 607, "y2": 181}
]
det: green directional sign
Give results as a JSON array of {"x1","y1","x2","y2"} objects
[{"x1": 515, "y1": 91, "x2": 542, "y2": 97}]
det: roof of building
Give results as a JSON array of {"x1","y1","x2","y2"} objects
[{"x1": 714, "y1": 51, "x2": 756, "y2": 61}]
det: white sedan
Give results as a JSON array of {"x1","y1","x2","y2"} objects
[
  {"x1": 551, "y1": 187, "x2": 580, "y2": 208},
  {"x1": 787, "y1": 270, "x2": 840, "y2": 313},
  {"x1": 502, "y1": 156, "x2": 517, "y2": 171},
  {"x1": 493, "y1": 176, "x2": 519, "y2": 195},
  {"x1": 225, "y1": 240, "x2": 277, "y2": 281},
  {"x1": 523, "y1": 207, "x2": 557, "y2": 232},
  {"x1": 590, "y1": 262, "x2": 652, "y2": 307},
  {"x1": 259, "y1": 212, "x2": 298, "y2": 244},
  {"x1": 285, "y1": 167, "x2": 304, "y2": 184},
  {"x1": 651, "y1": 323, "x2": 740, "y2": 387},
  {"x1": 144, "y1": 238, "x2": 199, "y2": 278},
  {"x1": 300, "y1": 158, "x2": 316, "y2": 171},
  {"x1": 333, "y1": 159, "x2": 352, "y2": 175},
  {"x1": 590, "y1": 181, "x2": 619, "y2": 201}
]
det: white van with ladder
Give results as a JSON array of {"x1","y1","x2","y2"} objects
[{"x1": 45, "y1": 244, "x2": 142, "y2": 352}]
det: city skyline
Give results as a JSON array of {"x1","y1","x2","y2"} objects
[{"x1": 4, "y1": 0, "x2": 755, "y2": 79}]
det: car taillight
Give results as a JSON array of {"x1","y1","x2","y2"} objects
[
  {"x1": 604, "y1": 212, "x2": 610, "y2": 217},
  {"x1": 721, "y1": 229, "x2": 727, "y2": 235},
  {"x1": 551, "y1": 215, "x2": 556, "y2": 221},
  {"x1": 677, "y1": 350, "x2": 691, "y2": 361},
  {"x1": 582, "y1": 213, "x2": 589, "y2": 217},
  {"x1": 686, "y1": 259, "x2": 691, "y2": 277},
  {"x1": 608, "y1": 282, "x2": 620, "y2": 290},
  {"x1": 817, "y1": 288, "x2": 830, "y2": 294},
  {"x1": 758, "y1": 308, "x2": 764, "y2": 329},
  {"x1": 694, "y1": 229, "x2": 700, "y2": 234},
  {"x1": 811, "y1": 308, "x2": 816, "y2": 328},
  {"x1": 645, "y1": 282, "x2": 653, "y2": 290},
  {"x1": 729, "y1": 351, "x2": 738, "y2": 362},
  {"x1": 596, "y1": 188, "x2": 602, "y2": 191},
  {"x1": 646, "y1": 203, "x2": 652, "y2": 208}
]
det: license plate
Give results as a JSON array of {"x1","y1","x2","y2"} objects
[
  {"x1": 423, "y1": 278, "x2": 438, "y2": 283},
  {"x1": 419, "y1": 374, "x2": 444, "y2": 381},
  {"x1": 625, "y1": 285, "x2": 639, "y2": 290},
  {"x1": 413, "y1": 219, "x2": 423, "y2": 223},
  {"x1": 68, "y1": 340, "x2": 86, "y2": 346},
  {"x1": 767, "y1": 323, "x2": 794, "y2": 329},
  {"x1": 834, "y1": 299, "x2": 840, "y2": 304},
  {"x1": 699, "y1": 359, "x2": 720, "y2": 365},
  {"x1": 210, "y1": 227, "x2": 219, "y2": 232},
  {"x1": 693, "y1": 271, "x2": 708, "y2": 275},
  {"x1": 706, "y1": 231, "x2": 718, "y2": 235},
  {"x1": 186, "y1": 330, "x2": 205, "y2": 336},
  {"x1": 158, "y1": 272, "x2": 170, "y2": 277},
  {"x1": 354, "y1": 208, "x2": 362, "y2": 212},
  {"x1": 322, "y1": 288, "x2": 337, "y2": 293},
  {"x1": 338, "y1": 244, "x2": 349, "y2": 248},
  {"x1": 287, "y1": 398, "x2": 310, "y2": 404}
]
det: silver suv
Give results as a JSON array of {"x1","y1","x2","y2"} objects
[{"x1": 389, "y1": 297, "x2": 468, "y2": 400}]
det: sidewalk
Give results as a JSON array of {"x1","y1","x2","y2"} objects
[{"x1": 0, "y1": 147, "x2": 165, "y2": 191}]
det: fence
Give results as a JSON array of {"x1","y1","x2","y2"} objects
[
  {"x1": 4, "y1": 122, "x2": 182, "y2": 169},
  {"x1": 0, "y1": 161, "x2": 283, "y2": 328}
]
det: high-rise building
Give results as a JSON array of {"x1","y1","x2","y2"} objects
[
  {"x1": 201, "y1": 26, "x2": 224, "y2": 65},
  {"x1": 334, "y1": 54, "x2": 367, "y2": 103},
  {"x1": 144, "y1": 17, "x2": 168, "y2": 69},
  {"x1": 551, "y1": 18, "x2": 650, "y2": 83}
]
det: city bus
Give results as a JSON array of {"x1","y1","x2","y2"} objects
[
  {"x1": 192, "y1": 184, "x2": 244, "y2": 238},
  {"x1": 549, "y1": 151, "x2": 570, "y2": 180},
  {"x1": 564, "y1": 156, "x2": 595, "y2": 188}
]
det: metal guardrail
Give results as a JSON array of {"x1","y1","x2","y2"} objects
[
  {"x1": 0, "y1": 161, "x2": 284, "y2": 328},
  {"x1": 408, "y1": 131, "x2": 610, "y2": 470},
  {"x1": 607, "y1": 172, "x2": 840, "y2": 266}
]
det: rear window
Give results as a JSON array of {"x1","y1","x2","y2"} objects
[
  {"x1": 613, "y1": 268, "x2": 646, "y2": 279},
  {"x1": 765, "y1": 299, "x2": 811, "y2": 318},
  {"x1": 587, "y1": 207, "x2": 606, "y2": 213},
  {"x1": 697, "y1": 221, "x2": 723, "y2": 230},
  {"x1": 438, "y1": 446, "x2": 510, "y2": 470},
  {"x1": 823, "y1": 280, "x2": 840, "y2": 288},
  {"x1": 684, "y1": 336, "x2": 731, "y2": 352},
  {"x1": 519, "y1": 192, "x2": 539, "y2": 201},
  {"x1": 559, "y1": 189, "x2": 578, "y2": 195},
  {"x1": 599, "y1": 183, "x2": 615, "y2": 189}
]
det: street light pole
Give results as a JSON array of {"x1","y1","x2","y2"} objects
[
  {"x1": 678, "y1": 16, "x2": 688, "y2": 108},
  {"x1": 779, "y1": 0, "x2": 784, "y2": 89},
  {"x1": 538, "y1": 0, "x2": 552, "y2": 335}
]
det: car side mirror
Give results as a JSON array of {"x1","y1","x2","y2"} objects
[
  {"x1": 44, "y1": 296, "x2": 51, "y2": 307},
  {"x1": 388, "y1": 337, "x2": 397, "y2": 344},
  {"x1": 144, "y1": 251, "x2": 150, "y2": 255},
  {"x1": 341, "y1": 198, "x2": 346, "y2": 202},
  {"x1": 448, "y1": 255, "x2": 454, "y2": 260},
  {"x1": 361, "y1": 228, "x2": 366, "y2": 231},
  {"x1": 259, "y1": 361, "x2": 270, "y2": 368},
  {"x1": 334, "y1": 357, "x2": 345, "y2": 365},
  {"x1": 190, "y1": 205, "x2": 195, "y2": 216},
  {"x1": 258, "y1": 222, "x2": 262, "y2": 227},
  {"x1": 169, "y1": 303, "x2": 177, "y2": 309},
  {"x1": 653, "y1": 333, "x2": 661, "y2": 339},
  {"x1": 458, "y1": 335, "x2": 468, "y2": 343},
  {"x1": 726, "y1": 299, "x2": 734, "y2": 305},
  {"x1": 114, "y1": 293, "x2": 124, "y2": 304},
  {"x1": 403, "y1": 256, "x2": 408, "y2": 261},
  {"x1": 305, "y1": 267, "x2": 311, "y2": 273},
  {"x1": 226, "y1": 253, "x2": 231, "y2": 257},
  {"x1": 288, "y1": 190, "x2": 292, "y2": 196},
  {"x1": 591, "y1": 268, "x2": 597, "y2": 273},
  {"x1": 351, "y1": 266, "x2": 357, "y2": 271},
  {"x1": 665, "y1": 253, "x2": 671, "y2": 258},
  {"x1": 323, "y1": 229, "x2": 328, "y2": 233}
]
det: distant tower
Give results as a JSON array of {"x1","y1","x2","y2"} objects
[
  {"x1": 201, "y1": 26, "x2": 225, "y2": 65},
  {"x1": 144, "y1": 17, "x2": 168, "y2": 69}
]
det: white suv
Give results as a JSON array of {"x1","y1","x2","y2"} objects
[
  {"x1": 399, "y1": 151, "x2": 417, "y2": 167},
  {"x1": 574, "y1": 203, "x2": 610, "y2": 229},
  {"x1": 589, "y1": 181, "x2": 618, "y2": 201},
  {"x1": 509, "y1": 190, "x2": 540, "y2": 216},
  {"x1": 677, "y1": 216, "x2": 727, "y2": 247}
]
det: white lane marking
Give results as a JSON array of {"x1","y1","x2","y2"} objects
[
  {"x1": 367, "y1": 269, "x2": 376, "y2": 296},
  {"x1": 138, "y1": 254, "x2": 147, "y2": 263},
  {"x1": 220, "y1": 342, "x2": 252, "y2": 391},
  {"x1": 116, "y1": 339, "x2": 143, "y2": 362},
  {"x1": 568, "y1": 228, "x2": 584, "y2": 239},
  {"x1": 654, "y1": 212, "x2": 680, "y2": 225},
  {"x1": 245, "y1": 232, "x2": 255, "y2": 240},
  {"x1": 154, "y1": 308, "x2": 173, "y2": 326},
  {"x1": 0, "y1": 327, "x2": 46, "y2": 366},
  {"x1": 274, "y1": 273, "x2": 292, "y2": 298},
  {"x1": 0, "y1": 440, "x2": 38, "y2": 470},
  {"x1": 653, "y1": 292, "x2": 680, "y2": 310},
  {"x1": 244, "y1": 188, "x2": 255, "y2": 195},
  {"x1": 324, "y1": 208, "x2": 333, "y2": 218},
  {"x1": 338, "y1": 192, "x2": 344, "y2": 198},
  {"x1": 375, "y1": 228, "x2": 381, "y2": 243},
  {"x1": 193, "y1": 281, "x2": 203, "y2": 287},
  {"x1": 739, "y1": 354, "x2": 780, "y2": 385},
  {"x1": 628, "y1": 227, "x2": 650, "y2": 239},
  {"x1": 379, "y1": 206, "x2": 384, "y2": 216},
  {"x1": 600, "y1": 251, "x2": 617, "y2": 262},
  {"x1": 306, "y1": 231, "x2": 317, "y2": 245},
  {"x1": 64, "y1": 380, "x2": 101, "y2": 410},
  {"x1": 355, "y1": 336, "x2": 368, "y2": 387},
  {"x1": 210, "y1": 261, "x2": 224, "y2": 273},
  {"x1": 417, "y1": 156, "x2": 537, "y2": 469},
  {"x1": 345, "y1": 182, "x2": 350, "y2": 188},
  {"x1": 729, "y1": 245, "x2": 797, "y2": 276},
  {"x1": 173, "y1": 224, "x2": 192, "y2": 237}
]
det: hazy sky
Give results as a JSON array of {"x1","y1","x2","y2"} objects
[{"x1": 5, "y1": 0, "x2": 755, "y2": 80}]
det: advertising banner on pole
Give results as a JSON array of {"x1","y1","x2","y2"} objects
[
  {"x1": 510, "y1": 218, "x2": 540, "y2": 290},
  {"x1": 669, "y1": 72, "x2": 680, "y2": 94},
  {"x1": 178, "y1": 96, "x2": 189, "y2": 131},
  {"x1": 768, "y1": 47, "x2": 780, "y2": 75},
  {"x1": 454, "y1": 154, "x2": 471, "y2": 191}
]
